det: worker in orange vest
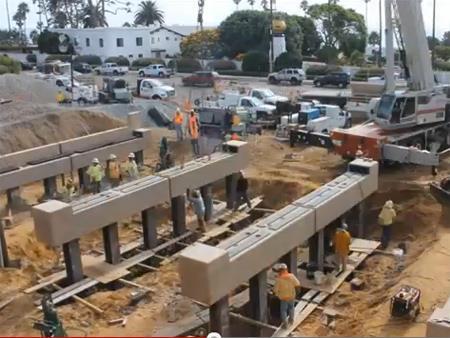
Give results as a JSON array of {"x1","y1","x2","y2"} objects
[
  {"x1": 231, "y1": 133, "x2": 240, "y2": 141},
  {"x1": 188, "y1": 110, "x2": 200, "y2": 156},
  {"x1": 173, "y1": 108, "x2": 184, "y2": 141}
]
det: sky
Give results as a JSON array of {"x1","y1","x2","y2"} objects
[{"x1": 1, "y1": 0, "x2": 449, "y2": 38}]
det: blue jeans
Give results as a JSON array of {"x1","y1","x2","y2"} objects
[
  {"x1": 280, "y1": 300, "x2": 295, "y2": 323},
  {"x1": 175, "y1": 125, "x2": 183, "y2": 141},
  {"x1": 191, "y1": 138, "x2": 200, "y2": 156},
  {"x1": 381, "y1": 226, "x2": 391, "y2": 249}
]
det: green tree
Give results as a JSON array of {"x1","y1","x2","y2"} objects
[
  {"x1": 134, "y1": 0, "x2": 164, "y2": 26},
  {"x1": 427, "y1": 36, "x2": 440, "y2": 50},
  {"x1": 349, "y1": 50, "x2": 365, "y2": 66},
  {"x1": 247, "y1": 0, "x2": 255, "y2": 9},
  {"x1": 37, "y1": 29, "x2": 73, "y2": 54},
  {"x1": 368, "y1": 31, "x2": 380, "y2": 45},
  {"x1": 307, "y1": 3, "x2": 366, "y2": 56},
  {"x1": 260, "y1": 0, "x2": 268, "y2": 10},
  {"x1": 180, "y1": 29, "x2": 222, "y2": 58},
  {"x1": 290, "y1": 15, "x2": 320, "y2": 56},
  {"x1": 0, "y1": 30, "x2": 21, "y2": 45},
  {"x1": 82, "y1": 0, "x2": 108, "y2": 27},
  {"x1": 441, "y1": 31, "x2": 450, "y2": 46},
  {"x1": 435, "y1": 46, "x2": 450, "y2": 61},
  {"x1": 300, "y1": 0, "x2": 308, "y2": 12},
  {"x1": 233, "y1": 0, "x2": 241, "y2": 10},
  {"x1": 12, "y1": 2, "x2": 29, "y2": 43},
  {"x1": 29, "y1": 29, "x2": 39, "y2": 44}
]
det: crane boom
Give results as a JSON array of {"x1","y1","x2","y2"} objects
[{"x1": 395, "y1": 0, "x2": 434, "y2": 91}]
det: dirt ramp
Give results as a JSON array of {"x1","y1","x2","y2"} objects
[{"x1": 0, "y1": 108, "x2": 125, "y2": 154}]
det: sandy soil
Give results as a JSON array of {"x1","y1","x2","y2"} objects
[{"x1": 1, "y1": 124, "x2": 449, "y2": 337}]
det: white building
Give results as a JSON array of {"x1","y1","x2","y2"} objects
[{"x1": 53, "y1": 25, "x2": 204, "y2": 60}]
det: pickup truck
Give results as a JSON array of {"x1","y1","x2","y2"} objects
[
  {"x1": 95, "y1": 63, "x2": 129, "y2": 76},
  {"x1": 248, "y1": 88, "x2": 289, "y2": 106},
  {"x1": 218, "y1": 93, "x2": 276, "y2": 121},
  {"x1": 136, "y1": 78, "x2": 175, "y2": 99},
  {"x1": 138, "y1": 64, "x2": 171, "y2": 78}
]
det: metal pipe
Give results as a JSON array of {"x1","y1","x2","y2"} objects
[
  {"x1": 432, "y1": 0, "x2": 436, "y2": 69},
  {"x1": 385, "y1": 0, "x2": 395, "y2": 93},
  {"x1": 378, "y1": 0, "x2": 382, "y2": 67},
  {"x1": 269, "y1": 0, "x2": 274, "y2": 73}
]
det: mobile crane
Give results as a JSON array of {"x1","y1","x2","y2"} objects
[{"x1": 291, "y1": 0, "x2": 450, "y2": 166}]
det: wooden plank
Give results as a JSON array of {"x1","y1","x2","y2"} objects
[
  {"x1": 0, "y1": 294, "x2": 19, "y2": 311},
  {"x1": 118, "y1": 278, "x2": 153, "y2": 292},
  {"x1": 272, "y1": 302, "x2": 318, "y2": 337},
  {"x1": 230, "y1": 312, "x2": 278, "y2": 331},
  {"x1": 25, "y1": 270, "x2": 67, "y2": 294},
  {"x1": 350, "y1": 239, "x2": 381, "y2": 254},
  {"x1": 83, "y1": 256, "x2": 130, "y2": 284}
]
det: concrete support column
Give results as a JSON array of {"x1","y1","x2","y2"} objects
[
  {"x1": 43, "y1": 176, "x2": 58, "y2": 199},
  {"x1": 63, "y1": 239, "x2": 83, "y2": 283},
  {"x1": 6, "y1": 188, "x2": 21, "y2": 207},
  {"x1": 249, "y1": 270, "x2": 268, "y2": 336},
  {"x1": 308, "y1": 233, "x2": 318, "y2": 264},
  {"x1": 171, "y1": 195, "x2": 186, "y2": 237},
  {"x1": 102, "y1": 223, "x2": 121, "y2": 264},
  {"x1": 281, "y1": 249, "x2": 298, "y2": 278},
  {"x1": 141, "y1": 208, "x2": 158, "y2": 249},
  {"x1": 225, "y1": 173, "x2": 238, "y2": 210},
  {"x1": 318, "y1": 229, "x2": 325, "y2": 272},
  {"x1": 0, "y1": 221, "x2": 10, "y2": 267},
  {"x1": 209, "y1": 296, "x2": 230, "y2": 336},
  {"x1": 358, "y1": 200, "x2": 366, "y2": 238},
  {"x1": 200, "y1": 184, "x2": 213, "y2": 222},
  {"x1": 134, "y1": 150, "x2": 144, "y2": 166},
  {"x1": 78, "y1": 167, "x2": 87, "y2": 192}
]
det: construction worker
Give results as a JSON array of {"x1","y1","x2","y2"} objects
[
  {"x1": 378, "y1": 200, "x2": 397, "y2": 249},
  {"x1": 273, "y1": 263, "x2": 301, "y2": 328},
  {"x1": 56, "y1": 90, "x2": 65, "y2": 104},
  {"x1": 187, "y1": 189, "x2": 206, "y2": 232},
  {"x1": 188, "y1": 110, "x2": 200, "y2": 156},
  {"x1": 333, "y1": 223, "x2": 352, "y2": 272},
  {"x1": 86, "y1": 158, "x2": 104, "y2": 193},
  {"x1": 106, "y1": 154, "x2": 121, "y2": 188},
  {"x1": 173, "y1": 108, "x2": 184, "y2": 141},
  {"x1": 234, "y1": 170, "x2": 251, "y2": 211},
  {"x1": 61, "y1": 178, "x2": 76, "y2": 202},
  {"x1": 125, "y1": 153, "x2": 139, "y2": 181},
  {"x1": 231, "y1": 132, "x2": 240, "y2": 141}
]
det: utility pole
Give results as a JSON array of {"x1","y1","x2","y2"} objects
[
  {"x1": 432, "y1": 0, "x2": 436, "y2": 69},
  {"x1": 269, "y1": 0, "x2": 274, "y2": 73},
  {"x1": 364, "y1": 0, "x2": 370, "y2": 28},
  {"x1": 378, "y1": 0, "x2": 382, "y2": 67},
  {"x1": 5, "y1": 0, "x2": 11, "y2": 31}
]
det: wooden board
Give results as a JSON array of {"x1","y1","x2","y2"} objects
[
  {"x1": 350, "y1": 238, "x2": 381, "y2": 254},
  {"x1": 83, "y1": 257, "x2": 130, "y2": 284}
]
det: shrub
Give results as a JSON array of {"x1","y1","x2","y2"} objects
[
  {"x1": 104, "y1": 56, "x2": 130, "y2": 66},
  {"x1": 0, "y1": 65, "x2": 10, "y2": 74},
  {"x1": 242, "y1": 51, "x2": 269, "y2": 73},
  {"x1": 274, "y1": 52, "x2": 303, "y2": 71},
  {"x1": 207, "y1": 59, "x2": 237, "y2": 71},
  {"x1": 45, "y1": 54, "x2": 72, "y2": 63},
  {"x1": 168, "y1": 58, "x2": 202, "y2": 73},
  {"x1": 131, "y1": 58, "x2": 165, "y2": 68},
  {"x1": 73, "y1": 54, "x2": 102, "y2": 65},
  {"x1": 349, "y1": 51, "x2": 365, "y2": 67},
  {"x1": 435, "y1": 59, "x2": 450, "y2": 71},
  {"x1": 316, "y1": 46, "x2": 339, "y2": 63},
  {"x1": 0, "y1": 55, "x2": 21, "y2": 74},
  {"x1": 26, "y1": 54, "x2": 37, "y2": 63},
  {"x1": 305, "y1": 65, "x2": 342, "y2": 79},
  {"x1": 352, "y1": 67, "x2": 384, "y2": 81}
]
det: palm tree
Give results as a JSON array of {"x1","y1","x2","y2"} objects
[
  {"x1": 82, "y1": 0, "x2": 107, "y2": 27},
  {"x1": 134, "y1": 0, "x2": 164, "y2": 26},
  {"x1": 261, "y1": 0, "x2": 268, "y2": 11},
  {"x1": 233, "y1": 0, "x2": 241, "y2": 10}
]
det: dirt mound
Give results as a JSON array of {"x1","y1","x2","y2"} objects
[
  {"x1": 0, "y1": 105, "x2": 124, "y2": 154},
  {"x1": 0, "y1": 73, "x2": 58, "y2": 104}
]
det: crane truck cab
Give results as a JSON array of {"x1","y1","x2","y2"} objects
[{"x1": 137, "y1": 78, "x2": 175, "y2": 100}]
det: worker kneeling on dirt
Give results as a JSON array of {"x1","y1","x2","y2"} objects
[
  {"x1": 86, "y1": 158, "x2": 104, "y2": 194},
  {"x1": 334, "y1": 223, "x2": 352, "y2": 272},
  {"x1": 378, "y1": 200, "x2": 397, "y2": 249},
  {"x1": 106, "y1": 154, "x2": 121, "y2": 188},
  {"x1": 62, "y1": 178, "x2": 76, "y2": 202},
  {"x1": 187, "y1": 189, "x2": 206, "y2": 232},
  {"x1": 274, "y1": 263, "x2": 301, "y2": 328}
]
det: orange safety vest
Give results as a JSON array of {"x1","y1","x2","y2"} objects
[
  {"x1": 231, "y1": 133, "x2": 239, "y2": 141},
  {"x1": 189, "y1": 116, "x2": 199, "y2": 139},
  {"x1": 173, "y1": 112, "x2": 183, "y2": 125}
]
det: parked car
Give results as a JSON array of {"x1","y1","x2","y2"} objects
[
  {"x1": 20, "y1": 62, "x2": 34, "y2": 70},
  {"x1": 136, "y1": 78, "x2": 175, "y2": 99},
  {"x1": 74, "y1": 62, "x2": 92, "y2": 74},
  {"x1": 94, "y1": 63, "x2": 129, "y2": 76},
  {"x1": 268, "y1": 68, "x2": 305, "y2": 85},
  {"x1": 313, "y1": 72, "x2": 350, "y2": 88},
  {"x1": 138, "y1": 64, "x2": 171, "y2": 78},
  {"x1": 182, "y1": 71, "x2": 220, "y2": 87}
]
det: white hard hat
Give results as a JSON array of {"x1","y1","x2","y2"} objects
[
  {"x1": 92, "y1": 158, "x2": 100, "y2": 164},
  {"x1": 278, "y1": 263, "x2": 288, "y2": 271},
  {"x1": 385, "y1": 200, "x2": 394, "y2": 208},
  {"x1": 109, "y1": 154, "x2": 117, "y2": 160},
  {"x1": 128, "y1": 152, "x2": 135, "y2": 158},
  {"x1": 341, "y1": 223, "x2": 348, "y2": 230}
]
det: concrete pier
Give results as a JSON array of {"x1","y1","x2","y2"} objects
[
  {"x1": 225, "y1": 173, "x2": 238, "y2": 209},
  {"x1": 6, "y1": 188, "x2": 21, "y2": 207},
  {"x1": 63, "y1": 239, "x2": 83, "y2": 283},
  {"x1": 141, "y1": 208, "x2": 158, "y2": 249},
  {"x1": 0, "y1": 221, "x2": 10, "y2": 267},
  {"x1": 43, "y1": 176, "x2": 58, "y2": 199},
  {"x1": 103, "y1": 223, "x2": 121, "y2": 264},
  {"x1": 78, "y1": 167, "x2": 87, "y2": 192},
  {"x1": 281, "y1": 249, "x2": 298, "y2": 277},
  {"x1": 200, "y1": 184, "x2": 213, "y2": 222},
  {"x1": 318, "y1": 229, "x2": 325, "y2": 271},
  {"x1": 209, "y1": 296, "x2": 230, "y2": 336},
  {"x1": 358, "y1": 201, "x2": 366, "y2": 238},
  {"x1": 249, "y1": 270, "x2": 268, "y2": 336},
  {"x1": 134, "y1": 150, "x2": 144, "y2": 166},
  {"x1": 171, "y1": 195, "x2": 186, "y2": 237}
]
